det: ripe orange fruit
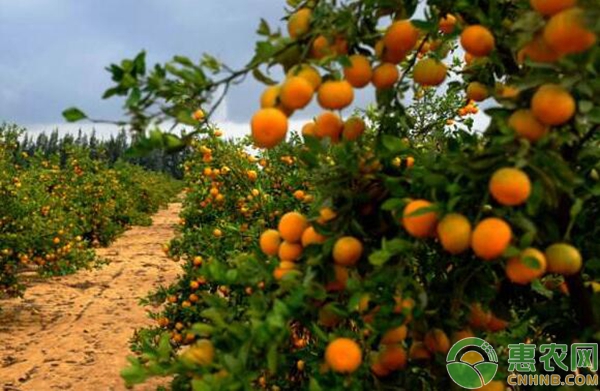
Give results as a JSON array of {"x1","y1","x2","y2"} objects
[
  {"x1": 413, "y1": 58, "x2": 447, "y2": 86},
  {"x1": 372, "y1": 63, "x2": 400, "y2": 89},
  {"x1": 489, "y1": 167, "x2": 532, "y2": 206},
  {"x1": 408, "y1": 341, "x2": 432, "y2": 361},
  {"x1": 278, "y1": 212, "x2": 308, "y2": 243},
  {"x1": 287, "y1": 64, "x2": 322, "y2": 89},
  {"x1": 259, "y1": 229, "x2": 281, "y2": 256},
  {"x1": 424, "y1": 328, "x2": 451, "y2": 354},
  {"x1": 287, "y1": 8, "x2": 311, "y2": 39},
  {"x1": 452, "y1": 329, "x2": 475, "y2": 343},
  {"x1": 402, "y1": 200, "x2": 438, "y2": 238},
  {"x1": 530, "y1": 0, "x2": 576, "y2": 16},
  {"x1": 315, "y1": 111, "x2": 344, "y2": 142},
  {"x1": 278, "y1": 241, "x2": 303, "y2": 261},
  {"x1": 439, "y1": 14, "x2": 457, "y2": 34},
  {"x1": 506, "y1": 247, "x2": 547, "y2": 284},
  {"x1": 181, "y1": 339, "x2": 215, "y2": 366},
  {"x1": 371, "y1": 360, "x2": 391, "y2": 377},
  {"x1": 311, "y1": 35, "x2": 348, "y2": 59},
  {"x1": 460, "y1": 25, "x2": 495, "y2": 57},
  {"x1": 343, "y1": 117, "x2": 366, "y2": 141},
  {"x1": 280, "y1": 77, "x2": 314, "y2": 109},
  {"x1": 301, "y1": 226, "x2": 327, "y2": 247},
  {"x1": 317, "y1": 80, "x2": 354, "y2": 110},
  {"x1": 325, "y1": 338, "x2": 362, "y2": 373},
  {"x1": 343, "y1": 55, "x2": 373, "y2": 88},
  {"x1": 508, "y1": 109, "x2": 549, "y2": 142},
  {"x1": 545, "y1": 243, "x2": 582, "y2": 275},
  {"x1": 466, "y1": 82, "x2": 489, "y2": 102},
  {"x1": 302, "y1": 122, "x2": 316, "y2": 138},
  {"x1": 375, "y1": 40, "x2": 406, "y2": 64},
  {"x1": 260, "y1": 86, "x2": 293, "y2": 116},
  {"x1": 384, "y1": 20, "x2": 419, "y2": 53},
  {"x1": 192, "y1": 109, "x2": 205, "y2": 121},
  {"x1": 518, "y1": 33, "x2": 561, "y2": 63},
  {"x1": 251, "y1": 108, "x2": 288, "y2": 149},
  {"x1": 381, "y1": 325, "x2": 408, "y2": 345},
  {"x1": 379, "y1": 345, "x2": 407, "y2": 371},
  {"x1": 471, "y1": 218, "x2": 512, "y2": 260},
  {"x1": 544, "y1": 8, "x2": 597, "y2": 55},
  {"x1": 531, "y1": 84, "x2": 575, "y2": 125},
  {"x1": 332, "y1": 236, "x2": 363, "y2": 266},
  {"x1": 437, "y1": 213, "x2": 472, "y2": 254},
  {"x1": 469, "y1": 303, "x2": 492, "y2": 330}
]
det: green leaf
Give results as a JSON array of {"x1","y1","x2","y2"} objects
[
  {"x1": 257, "y1": 18, "x2": 271, "y2": 36},
  {"x1": 252, "y1": 68, "x2": 278, "y2": 86},
  {"x1": 369, "y1": 250, "x2": 391, "y2": 266},
  {"x1": 531, "y1": 279, "x2": 553, "y2": 299},
  {"x1": 62, "y1": 107, "x2": 87, "y2": 122},
  {"x1": 588, "y1": 107, "x2": 600, "y2": 124}
]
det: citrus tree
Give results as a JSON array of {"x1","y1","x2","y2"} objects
[{"x1": 69, "y1": 0, "x2": 599, "y2": 389}]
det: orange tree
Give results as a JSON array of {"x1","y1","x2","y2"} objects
[{"x1": 69, "y1": 0, "x2": 600, "y2": 389}]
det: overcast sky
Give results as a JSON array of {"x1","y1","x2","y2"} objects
[{"x1": 0, "y1": 0, "x2": 489, "y2": 138}]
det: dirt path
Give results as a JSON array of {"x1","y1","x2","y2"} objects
[{"x1": 0, "y1": 202, "x2": 182, "y2": 391}]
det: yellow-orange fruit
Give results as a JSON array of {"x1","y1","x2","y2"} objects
[
  {"x1": 371, "y1": 360, "x2": 391, "y2": 377},
  {"x1": 408, "y1": 341, "x2": 432, "y2": 361},
  {"x1": 544, "y1": 8, "x2": 596, "y2": 55},
  {"x1": 343, "y1": 55, "x2": 373, "y2": 88},
  {"x1": 452, "y1": 329, "x2": 475, "y2": 343},
  {"x1": 381, "y1": 325, "x2": 408, "y2": 345},
  {"x1": 302, "y1": 122, "x2": 316, "y2": 138},
  {"x1": 311, "y1": 35, "x2": 348, "y2": 59},
  {"x1": 545, "y1": 243, "x2": 582, "y2": 275},
  {"x1": 471, "y1": 218, "x2": 512, "y2": 260},
  {"x1": 384, "y1": 20, "x2": 419, "y2": 53},
  {"x1": 259, "y1": 229, "x2": 281, "y2": 256},
  {"x1": 531, "y1": 84, "x2": 576, "y2": 126},
  {"x1": 439, "y1": 14, "x2": 457, "y2": 34},
  {"x1": 469, "y1": 303, "x2": 492, "y2": 330},
  {"x1": 260, "y1": 85, "x2": 280, "y2": 108},
  {"x1": 315, "y1": 111, "x2": 344, "y2": 142},
  {"x1": 287, "y1": 64, "x2": 322, "y2": 89},
  {"x1": 506, "y1": 248, "x2": 547, "y2": 284},
  {"x1": 437, "y1": 213, "x2": 472, "y2": 254},
  {"x1": 518, "y1": 33, "x2": 561, "y2": 63},
  {"x1": 466, "y1": 82, "x2": 489, "y2": 102},
  {"x1": 530, "y1": 0, "x2": 576, "y2": 16},
  {"x1": 280, "y1": 77, "x2": 314, "y2": 110},
  {"x1": 325, "y1": 338, "x2": 362, "y2": 373},
  {"x1": 413, "y1": 58, "x2": 447, "y2": 86},
  {"x1": 343, "y1": 117, "x2": 366, "y2": 141},
  {"x1": 402, "y1": 200, "x2": 438, "y2": 238},
  {"x1": 317, "y1": 80, "x2": 354, "y2": 110},
  {"x1": 487, "y1": 314, "x2": 510, "y2": 332},
  {"x1": 460, "y1": 25, "x2": 495, "y2": 57},
  {"x1": 326, "y1": 264, "x2": 349, "y2": 292},
  {"x1": 372, "y1": 63, "x2": 399, "y2": 89},
  {"x1": 379, "y1": 345, "x2": 407, "y2": 371},
  {"x1": 278, "y1": 241, "x2": 303, "y2": 261},
  {"x1": 424, "y1": 328, "x2": 451, "y2": 354},
  {"x1": 287, "y1": 8, "x2": 311, "y2": 39},
  {"x1": 278, "y1": 212, "x2": 308, "y2": 243},
  {"x1": 332, "y1": 236, "x2": 363, "y2": 266},
  {"x1": 508, "y1": 109, "x2": 549, "y2": 142},
  {"x1": 301, "y1": 226, "x2": 327, "y2": 247},
  {"x1": 489, "y1": 167, "x2": 532, "y2": 206},
  {"x1": 251, "y1": 108, "x2": 288, "y2": 149},
  {"x1": 375, "y1": 40, "x2": 406, "y2": 64}
]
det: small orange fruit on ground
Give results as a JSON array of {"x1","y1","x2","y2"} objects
[
  {"x1": 379, "y1": 345, "x2": 407, "y2": 371},
  {"x1": 439, "y1": 14, "x2": 457, "y2": 34},
  {"x1": 508, "y1": 109, "x2": 549, "y2": 142},
  {"x1": 287, "y1": 64, "x2": 322, "y2": 89},
  {"x1": 545, "y1": 243, "x2": 582, "y2": 275},
  {"x1": 251, "y1": 108, "x2": 288, "y2": 149},
  {"x1": 518, "y1": 33, "x2": 561, "y2": 63},
  {"x1": 279, "y1": 241, "x2": 303, "y2": 261},
  {"x1": 460, "y1": 25, "x2": 495, "y2": 57},
  {"x1": 278, "y1": 212, "x2": 308, "y2": 243},
  {"x1": 402, "y1": 199, "x2": 438, "y2": 238},
  {"x1": 413, "y1": 58, "x2": 447, "y2": 86},
  {"x1": 384, "y1": 20, "x2": 419, "y2": 53},
  {"x1": 343, "y1": 55, "x2": 373, "y2": 88},
  {"x1": 381, "y1": 325, "x2": 408, "y2": 345},
  {"x1": 280, "y1": 77, "x2": 314, "y2": 109},
  {"x1": 544, "y1": 8, "x2": 596, "y2": 55},
  {"x1": 506, "y1": 247, "x2": 547, "y2": 284},
  {"x1": 315, "y1": 111, "x2": 344, "y2": 142},
  {"x1": 302, "y1": 122, "x2": 316, "y2": 138},
  {"x1": 317, "y1": 80, "x2": 354, "y2": 110},
  {"x1": 530, "y1": 0, "x2": 576, "y2": 16},
  {"x1": 372, "y1": 63, "x2": 400, "y2": 89},
  {"x1": 437, "y1": 213, "x2": 472, "y2": 254},
  {"x1": 260, "y1": 229, "x2": 281, "y2": 256},
  {"x1": 287, "y1": 8, "x2": 311, "y2": 39},
  {"x1": 424, "y1": 328, "x2": 451, "y2": 354},
  {"x1": 408, "y1": 341, "x2": 432, "y2": 361},
  {"x1": 489, "y1": 167, "x2": 532, "y2": 206},
  {"x1": 301, "y1": 226, "x2": 327, "y2": 247},
  {"x1": 332, "y1": 236, "x2": 363, "y2": 266},
  {"x1": 466, "y1": 82, "x2": 489, "y2": 102},
  {"x1": 343, "y1": 117, "x2": 366, "y2": 141},
  {"x1": 325, "y1": 338, "x2": 362, "y2": 373},
  {"x1": 471, "y1": 218, "x2": 512, "y2": 260},
  {"x1": 531, "y1": 84, "x2": 576, "y2": 126}
]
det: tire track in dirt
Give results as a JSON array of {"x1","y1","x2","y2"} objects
[{"x1": 0, "y1": 202, "x2": 182, "y2": 391}]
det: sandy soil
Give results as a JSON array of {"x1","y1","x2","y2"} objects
[{"x1": 0, "y1": 202, "x2": 182, "y2": 391}]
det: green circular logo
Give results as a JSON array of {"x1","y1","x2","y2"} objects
[{"x1": 446, "y1": 337, "x2": 498, "y2": 389}]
